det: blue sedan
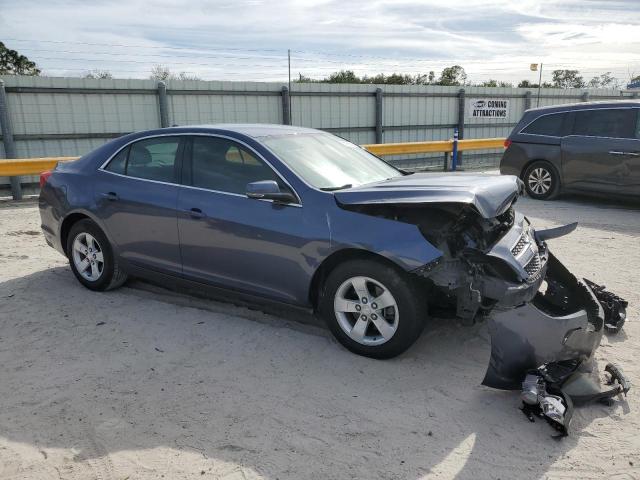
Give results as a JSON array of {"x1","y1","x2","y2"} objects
[{"x1": 39, "y1": 124, "x2": 610, "y2": 385}]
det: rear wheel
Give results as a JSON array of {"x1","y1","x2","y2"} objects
[
  {"x1": 318, "y1": 258, "x2": 427, "y2": 359},
  {"x1": 523, "y1": 160, "x2": 559, "y2": 200},
  {"x1": 67, "y1": 219, "x2": 128, "y2": 291}
]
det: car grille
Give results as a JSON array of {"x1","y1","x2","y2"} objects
[
  {"x1": 511, "y1": 233, "x2": 528, "y2": 256},
  {"x1": 524, "y1": 253, "x2": 542, "y2": 277}
]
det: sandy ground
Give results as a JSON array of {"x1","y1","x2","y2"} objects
[{"x1": 0, "y1": 195, "x2": 639, "y2": 480}]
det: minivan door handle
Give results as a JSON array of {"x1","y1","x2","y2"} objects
[
  {"x1": 185, "y1": 208, "x2": 205, "y2": 219},
  {"x1": 100, "y1": 191, "x2": 119, "y2": 201}
]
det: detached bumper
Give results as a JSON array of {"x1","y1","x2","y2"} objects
[{"x1": 482, "y1": 253, "x2": 604, "y2": 390}]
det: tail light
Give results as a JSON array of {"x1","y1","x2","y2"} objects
[
  {"x1": 503, "y1": 139, "x2": 512, "y2": 149},
  {"x1": 39, "y1": 170, "x2": 52, "y2": 188}
]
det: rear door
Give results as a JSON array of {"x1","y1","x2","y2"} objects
[
  {"x1": 561, "y1": 108, "x2": 639, "y2": 193},
  {"x1": 94, "y1": 135, "x2": 184, "y2": 275}
]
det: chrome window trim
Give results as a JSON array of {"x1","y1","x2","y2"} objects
[
  {"x1": 518, "y1": 106, "x2": 640, "y2": 140},
  {"x1": 97, "y1": 132, "x2": 303, "y2": 207}
]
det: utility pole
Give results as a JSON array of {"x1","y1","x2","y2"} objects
[
  {"x1": 537, "y1": 63, "x2": 543, "y2": 107},
  {"x1": 287, "y1": 49, "x2": 292, "y2": 123}
]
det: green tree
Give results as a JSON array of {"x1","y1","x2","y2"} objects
[
  {"x1": 84, "y1": 69, "x2": 113, "y2": 79},
  {"x1": 436, "y1": 65, "x2": 467, "y2": 86},
  {"x1": 149, "y1": 65, "x2": 200, "y2": 81},
  {"x1": 551, "y1": 69, "x2": 585, "y2": 89},
  {"x1": 0, "y1": 42, "x2": 40, "y2": 75},
  {"x1": 324, "y1": 70, "x2": 361, "y2": 83},
  {"x1": 587, "y1": 72, "x2": 619, "y2": 89},
  {"x1": 518, "y1": 80, "x2": 538, "y2": 88}
]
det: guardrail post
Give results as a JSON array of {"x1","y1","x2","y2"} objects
[
  {"x1": 375, "y1": 88, "x2": 383, "y2": 144},
  {"x1": 451, "y1": 128, "x2": 459, "y2": 171},
  {"x1": 0, "y1": 79, "x2": 22, "y2": 200},
  {"x1": 457, "y1": 88, "x2": 465, "y2": 167},
  {"x1": 524, "y1": 91, "x2": 532, "y2": 110},
  {"x1": 281, "y1": 86, "x2": 291, "y2": 125},
  {"x1": 581, "y1": 91, "x2": 590, "y2": 102},
  {"x1": 157, "y1": 81, "x2": 169, "y2": 128}
]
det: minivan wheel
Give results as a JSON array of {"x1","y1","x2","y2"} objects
[
  {"x1": 523, "y1": 161, "x2": 559, "y2": 200},
  {"x1": 66, "y1": 219, "x2": 128, "y2": 291},
  {"x1": 318, "y1": 259, "x2": 427, "y2": 359}
]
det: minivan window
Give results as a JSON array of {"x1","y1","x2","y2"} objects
[
  {"x1": 521, "y1": 113, "x2": 565, "y2": 137},
  {"x1": 189, "y1": 136, "x2": 281, "y2": 195},
  {"x1": 572, "y1": 109, "x2": 637, "y2": 139}
]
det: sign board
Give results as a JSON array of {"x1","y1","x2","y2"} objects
[{"x1": 467, "y1": 98, "x2": 510, "y2": 119}]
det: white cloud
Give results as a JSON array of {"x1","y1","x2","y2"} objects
[{"x1": 1, "y1": 0, "x2": 639, "y2": 84}]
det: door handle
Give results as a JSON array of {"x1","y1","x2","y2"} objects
[
  {"x1": 186, "y1": 208, "x2": 205, "y2": 219},
  {"x1": 609, "y1": 151, "x2": 640, "y2": 156},
  {"x1": 100, "y1": 192, "x2": 119, "y2": 201}
]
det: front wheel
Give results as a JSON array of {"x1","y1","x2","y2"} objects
[
  {"x1": 523, "y1": 161, "x2": 560, "y2": 200},
  {"x1": 67, "y1": 219, "x2": 128, "y2": 291},
  {"x1": 318, "y1": 259, "x2": 427, "y2": 359}
]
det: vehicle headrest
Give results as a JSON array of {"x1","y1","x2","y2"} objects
[{"x1": 129, "y1": 146, "x2": 153, "y2": 166}]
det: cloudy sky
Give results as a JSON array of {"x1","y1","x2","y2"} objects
[{"x1": 1, "y1": 0, "x2": 639, "y2": 85}]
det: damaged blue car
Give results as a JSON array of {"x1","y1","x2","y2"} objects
[{"x1": 39, "y1": 125, "x2": 629, "y2": 430}]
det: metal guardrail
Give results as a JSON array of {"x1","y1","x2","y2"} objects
[
  {"x1": 363, "y1": 137, "x2": 505, "y2": 156},
  {"x1": 0, "y1": 157, "x2": 79, "y2": 176},
  {"x1": 0, "y1": 138, "x2": 506, "y2": 179}
]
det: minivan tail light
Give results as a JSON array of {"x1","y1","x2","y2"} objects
[
  {"x1": 503, "y1": 139, "x2": 512, "y2": 149},
  {"x1": 39, "y1": 170, "x2": 52, "y2": 188}
]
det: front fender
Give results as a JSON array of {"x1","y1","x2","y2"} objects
[{"x1": 327, "y1": 208, "x2": 443, "y2": 272}]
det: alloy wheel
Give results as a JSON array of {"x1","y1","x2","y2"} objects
[
  {"x1": 333, "y1": 276, "x2": 399, "y2": 346},
  {"x1": 527, "y1": 167, "x2": 552, "y2": 195},
  {"x1": 71, "y1": 232, "x2": 104, "y2": 281}
]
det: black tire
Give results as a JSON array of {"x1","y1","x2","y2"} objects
[
  {"x1": 318, "y1": 258, "x2": 427, "y2": 359},
  {"x1": 66, "y1": 219, "x2": 128, "y2": 291},
  {"x1": 523, "y1": 160, "x2": 560, "y2": 200}
]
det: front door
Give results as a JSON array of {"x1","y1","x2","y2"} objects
[
  {"x1": 177, "y1": 135, "x2": 320, "y2": 305},
  {"x1": 94, "y1": 135, "x2": 184, "y2": 275}
]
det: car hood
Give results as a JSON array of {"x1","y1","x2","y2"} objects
[{"x1": 334, "y1": 173, "x2": 523, "y2": 219}]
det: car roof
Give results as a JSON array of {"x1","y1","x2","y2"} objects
[
  {"x1": 163, "y1": 123, "x2": 321, "y2": 138},
  {"x1": 526, "y1": 99, "x2": 640, "y2": 115}
]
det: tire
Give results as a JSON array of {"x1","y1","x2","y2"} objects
[
  {"x1": 66, "y1": 219, "x2": 128, "y2": 291},
  {"x1": 523, "y1": 160, "x2": 560, "y2": 200},
  {"x1": 318, "y1": 258, "x2": 427, "y2": 359}
]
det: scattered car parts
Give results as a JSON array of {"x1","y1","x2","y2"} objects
[{"x1": 521, "y1": 361, "x2": 630, "y2": 437}]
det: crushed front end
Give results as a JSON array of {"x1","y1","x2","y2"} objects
[{"x1": 419, "y1": 205, "x2": 631, "y2": 434}]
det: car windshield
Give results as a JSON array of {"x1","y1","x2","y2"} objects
[{"x1": 261, "y1": 133, "x2": 402, "y2": 190}]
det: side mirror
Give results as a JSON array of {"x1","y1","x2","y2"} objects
[{"x1": 246, "y1": 180, "x2": 297, "y2": 203}]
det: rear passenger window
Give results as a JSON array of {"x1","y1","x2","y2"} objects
[
  {"x1": 104, "y1": 137, "x2": 181, "y2": 182},
  {"x1": 573, "y1": 109, "x2": 637, "y2": 139},
  {"x1": 521, "y1": 113, "x2": 565, "y2": 136},
  {"x1": 189, "y1": 137, "x2": 281, "y2": 195},
  {"x1": 105, "y1": 147, "x2": 128, "y2": 175}
]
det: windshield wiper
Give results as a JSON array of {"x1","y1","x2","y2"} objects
[{"x1": 320, "y1": 184, "x2": 353, "y2": 191}]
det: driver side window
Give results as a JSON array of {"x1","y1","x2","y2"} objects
[{"x1": 187, "y1": 136, "x2": 283, "y2": 195}]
